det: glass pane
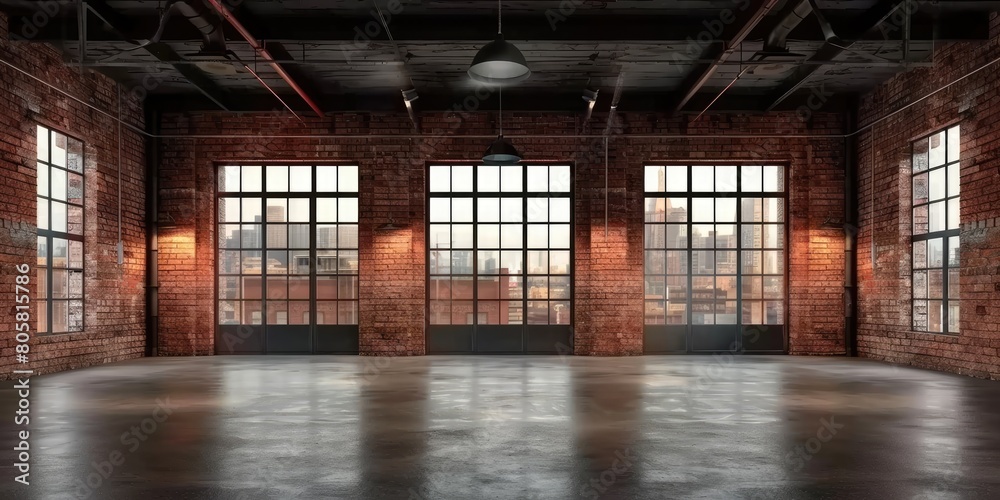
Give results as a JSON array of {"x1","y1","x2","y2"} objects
[
  {"x1": 948, "y1": 302, "x2": 960, "y2": 333},
  {"x1": 452, "y1": 225, "x2": 474, "y2": 248},
  {"x1": 743, "y1": 276, "x2": 762, "y2": 299},
  {"x1": 51, "y1": 269, "x2": 68, "y2": 298},
  {"x1": 289, "y1": 166, "x2": 311, "y2": 192},
  {"x1": 452, "y1": 300, "x2": 474, "y2": 324},
  {"x1": 764, "y1": 301, "x2": 784, "y2": 324},
  {"x1": 912, "y1": 270, "x2": 928, "y2": 299},
  {"x1": 742, "y1": 199, "x2": 762, "y2": 223},
  {"x1": 66, "y1": 138, "x2": 84, "y2": 173},
  {"x1": 527, "y1": 166, "x2": 548, "y2": 191},
  {"x1": 478, "y1": 165, "x2": 499, "y2": 192},
  {"x1": 948, "y1": 163, "x2": 960, "y2": 197},
  {"x1": 66, "y1": 172, "x2": 83, "y2": 205},
  {"x1": 288, "y1": 250, "x2": 310, "y2": 274},
  {"x1": 742, "y1": 301, "x2": 762, "y2": 324},
  {"x1": 691, "y1": 166, "x2": 713, "y2": 192},
  {"x1": 927, "y1": 201, "x2": 947, "y2": 233},
  {"x1": 220, "y1": 225, "x2": 242, "y2": 250},
  {"x1": 51, "y1": 132, "x2": 67, "y2": 168},
  {"x1": 665, "y1": 276, "x2": 687, "y2": 324},
  {"x1": 499, "y1": 251, "x2": 523, "y2": 275},
  {"x1": 429, "y1": 300, "x2": 450, "y2": 324},
  {"x1": 266, "y1": 277, "x2": 287, "y2": 300},
  {"x1": 550, "y1": 166, "x2": 571, "y2": 192},
  {"x1": 928, "y1": 270, "x2": 944, "y2": 299},
  {"x1": 68, "y1": 271, "x2": 83, "y2": 298},
  {"x1": 339, "y1": 276, "x2": 359, "y2": 300},
  {"x1": 52, "y1": 167, "x2": 67, "y2": 200},
  {"x1": 645, "y1": 198, "x2": 664, "y2": 222},
  {"x1": 912, "y1": 138, "x2": 928, "y2": 173},
  {"x1": 550, "y1": 225, "x2": 571, "y2": 249},
  {"x1": 429, "y1": 225, "x2": 450, "y2": 249},
  {"x1": 715, "y1": 198, "x2": 737, "y2": 222},
  {"x1": 219, "y1": 198, "x2": 241, "y2": 223},
  {"x1": 51, "y1": 202, "x2": 67, "y2": 232},
  {"x1": 339, "y1": 166, "x2": 359, "y2": 192},
  {"x1": 763, "y1": 166, "x2": 783, "y2": 192},
  {"x1": 219, "y1": 250, "x2": 240, "y2": 274},
  {"x1": 666, "y1": 250, "x2": 687, "y2": 274},
  {"x1": 429, "y1": 166, "x2": 449, "y2": 192},
  {"x1": 645, "y1": 300, "x2": 665, "y2": 325},
  {"x1": 288, "y1": 199, "x2": 309, "y2": 223},
  {"x1": 929, "y1": 168, "x2": 946, "y2": 201},
  {"x1": 913, "y1": 205, "x2": 928, "y2": 235},
  {"x1": 452, "y1": 166, "x2": 474, "y2": 192},
  {"x1": 715, "y1": 166, "x2": 737, "y2": 192},
  {"x1": 37, "y1": 237, "x2": 48, "y2": 267},
  {"x1": 762, "y1": 251, "x2": 783, "y2": 274},
  {"x1": 742, "y1": 166, "x2": 762, "y2": 192},
  {"x1": 927, "y1": 238, "x2": 943, "y2": 267},
  {"x1": 266, "y1": 165, "x2": 288, "y2": 192},
  {"x1": 67, "y1": 206, "x2": 83, "y2": 235},
  {"x1": 338, "y1": 198, "x2": 358, "y2": 223},
  {"x1": 927, "y1": 300, "x2": 943, "y2": 332},
  {"x1": 52, "y1": 238, "x2": 67, "y2": 267},
  {"x1": 220, "y1": 166, "x2": 240, "y2": 192},
  {"x1": 928, "y1": 131, "x2": 946, "y2": 167},
  {"x1": 501, "y1": 165, "x2": 523, "y2": 192},
  {"x1": 763, "y1": 199, "x2": 784, "y2": 223},
  {"x1": 693, "y1": 251, "x2": 714, "y2": 274},
  {"x1": 52, "y1": 300, "x2": 68, "y2": 333},
  {"x1": 948, "y1": 236, "x2": 960, "y2": 267},
  {"x1": 241, "y1": 198, "x2": 262, "y2": 222},
  {"x1": 691, "y1": 198, "x2": 713, "y2": 222},
  {"x1": 913, "y1": 240, "x2": 927, "y2": 269},
  {"x1": 478, "y1": 224, "x2": 499, "y2": 248},
  {"x1": 338, "y1": 225, "x2": 358, "y2": 249},
  {"x1": 645, "y1": 166, "x2": 664, "y2": 192},
  {"x1": 948, "y1": 198, "x2": 960, "y2": 230},
  {"x1": 644, "y1": 250, "x2": 665, "y2": 275},
  {"x1": 550, "y1": 198, "x2": 570, "y2": 223},
  {"x1": 665, "y1": 165, "x2": 687, "y2": 192},
  {"x1": 913, "y1": 300, "x2": 928, "y2": 331},
  {"x1": 242, "y1": 251, "x2": 262, "y2": 274},
  {"x1": 527, "y1": 225, "x2": 546, "y2": 249},
  {"x1": 716, "y1": 251, "x2": 737, "y2": 274},
  {"x1": 501, "y1": 198, "x2": 523, "y2": 222},
  {"x1": 665, "y1": 224, "x2": 687, "y2": 248},
  {"x1": 37, "y1": 198, "x2": 48, "y2": 230},
  {"x1": 267, "y1": 302, "x2": 288, "y2": 324},
  {"x1": 453, "y1": 198, "x2": 474, "y2": 223},
  {"x1": 37, "y1": 163, "x2": 48, "y2": 197},
  {"x1": 526, "y1": 197, "x2": 548, "y2": 223},
  {"x1": 501, "y1": 224, "x2": 523, "y2": 248},
  {"x1": 550, "y1": 251, "x2": 570, "y2": 274},
  {"x1": 527, "y1": 301, "x2": 548, "y2": 324},
  {"x1": 551, "y1": 301, "x2": 571, "y2": 324},
  {"x1": 527, "y1": 251, "x2": 548, "y2": 274},
  {"x1": 316, "y1": 166, "x2": 337, "y2": 191},
  {"x1": 265, "y1": 251, "x2": 288, "y2": 274},
  {"x1": 947, "y1": 125, "x2": 960, "y2": 163},
  {"x1": 339, "y1": 250, "x2": 359, "y2": 274},
  {"x1": 218, "y1": 301, "x2": 240, "y2": 325},
  {"x1": 68, "y1": 240, "x2": 83, "y2": 268},
  {"x1": 479, "y1": 198, "x2": 500, "y2": 222},
  {"x1": 317, "y1": 301, "x2": 338, "y2": 325},
  {"x1": 289, "y1": 277, "x2": 310, "y2": 300},
  {"x1": 691, "y1": 225, "x2": 713, "y2": 249},
  {"x1": 316, "y1": 225, "x2": 337, "y2": 249},
  {"x1": 266, "y1": 224, "x2": 287, "y2": 248},
  {"x1": 287, "y1": 302, "x2": 309, "y2": 325},
  {"x1": 219, "y1": 276, "x2": 240, "y2": 300},
  {"x1": 477, "y1": 301, "x2": 500, "y2": 324},
  {"x1": 478, "y1": 250, "x2": 500, "y2": 274},
  {"x1": 645, "y1": 224, "x2": 665, "y2": 249},
  {"x1": 317, "y1": 198, "x2": 337, "y2": 223},
  {"x1": 645, "y1": 275, "x2": 665, "y2": 300},
  {"x1": 36, "y1": 126, "x2": 49, "y2": 161},
  {"x1": 242, "y1": 166, "x2": 262, "y2": 192}
]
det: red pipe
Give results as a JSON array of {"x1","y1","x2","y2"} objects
[{"x1": 203, "y1": 0, "x2": 325, "y2": 117}]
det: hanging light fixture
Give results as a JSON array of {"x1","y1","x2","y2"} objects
[
  {"x1": 482, "y1": 86, "x2": 521, "y2": 165},
  {"x1": 468, "y1": 0, "x2": 530, "y2": 85}
]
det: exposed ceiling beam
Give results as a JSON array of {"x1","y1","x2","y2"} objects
[
  {"x1": 672, "y1": 0, "x2": 782, "y2": 113},
  {"x1": 7, "y1": 13, "x2": 989, "y2": 43},
  {"x1": 83, "y1": 0, "x2": 233, "y2": 110},
  {"x1": 764, "y1": 0, "x2": 908, "y2": 111},
  {"x1": 144, "y1": 89, "x2": 858, "y2": 114}
]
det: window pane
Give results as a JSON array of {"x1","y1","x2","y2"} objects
[
  {"x1": 288, "y1": 199, "x2": 309, "y2": 223},
  {"x1": 645, "y1": 251, "x2": 664, "y2": 275},
  {"x1": 927, "y1": 270, "x2": 943, "y2": 299},
  {"x1": 37, "y1": 237, "x2": 48, "y2": 267},
  {"x1": 527, "y1": 225, "x2": 546, "y2": 248},
  {"x1": 550, "y1": 198, "x2": 571, "y2": 223},
  {"x1": 452, "y1": 251, "x2": 473, "y2": 275},
  {"x1": 913, "y1": 240, "x2": 927, "y2": 269},
  {"x1": 715, "y1": 166, "x2": 737, "y2": 192},
  {"x1": 913, "y1": 205, "x2": 928, "y2": 235},
  {"x1": 947, "y1": 125, "x2": 960, "y2": 163},
  {"x1": 453, "y1": 198, "x2": 474, "y2": 223},
  {"x1": 665, "y1": 166, "x2": 687, "y2": 192},
  {"x1": 266, "y1": 165, "x2": 288, "y2": 192},
  {"x1": 267, "y1": 225, "x2": 287, "y2": 248},
  {"x1": 242, "y1": 198, "x2": 262, "y2": 222},
  {"x1": 242, "y1": 166, "x2": 262, "y2": 192},
  {"x1": 51, "y1": 132, "x2": 67, "y2": 167},
  {"x1": 665, "y1": 224, "x2": 687, "y2": 248},
  {"x1": 37, "y1": 163, "x2": 48, "y2": 196},
  {"x1": 316, "y1": 198, "x2": 337, "y2": 223},
  {"x1": 501, "y1": 198, "x2": 523, "y2": 222},
  {"x1": 527, "y1": 166, "x2": 548, "y2": 191},
  {"x1": 928, "y1": 300, "x2": 943, "y2": 332},
  {"x1": 501, "y1": 224, "x2": 523, "y2": 248},
  {"x1": 338, "y1": 198, "x2": 358, "y2": 223},
  {"x1": 37, "y1": 126, "x2": 49, "y2": 161},
  {"x1": 691, "y1": 198, "x2": 713, "y2": 222},
  {"x1": 479, "y1": 198, "x2": 500, "y2": 222},
  {"x1": 913, "y1": 300, "x2": 928, "y2": 330},
  {"x1": 763, "y1": 199, "x2": 784, "y2": 223},
  {"x1": 452, "y1": 166, "x2": 473, "y2": 192},
  {"x1": 52, "y1": 238, "x2": 67, "y2": 267},
  {"x1": 550, "y1": 225, "x2": 571, "y2": 249},
  {"x1": 763, "y1": 166, "x2": 783, "y2": 192},
  {"x1": 242, "y1": 251, "x2": 262, "y2": 274},
  {"x1": 551, "y1": 301, "x2": 571, "y2": 324},
  {"x1": 928, "y1": 131, "x2": 946, "y2": 167},
  {"x1": 645, "y1": 166, "x2": 664, "y2": 192},
  {"x1": 912, "y1": 139, "x2": 929, "y2": 173},
  {"x1": 338, "y1": 225, "x2": 358, "y2": 249},
  {"x1": 67, "y1": 206, "x2": 83, "y2": 235},
  {"x1": 429, "y1": 166, "x2": 450, "y2": 192},
  {"x1": 68, "y1": 241, "x2": 83, "y2": 268},
  {"x1": 948, "y1": 302, "x2": 960, "y2": 333},
  {"x1": 927, "y1": 238, "x2": 943, "y2": 267},
  {"x1": 478, "y1": 165, "x2": 499, "y2": 192},
  {"x1": 948, "y1": 236, "x2": 960, "y2": 267},
  {"x1": 339, "y1": 166, "x2": 359, "y2": 192},
  {"x1": 51, "y1": 202, "x2": 67, "y2": 233},
  {"x1": 316, "y1": 166, "x2": 337, "y2": 191},
  {"x1": 52, "y1": 269, "x2": 68, "y2": 298},
  {"x1": 550, "y1": 166, "x2": 571, "y2": 192},
  {"x1": 929, "y1": 168, "x2": 946, "y2": 201},
  {"x1": 267, "y1": 199, "x2": 290, "y2": 223},
  {"x1": 666, "y1": 250, "x2": 687, "y2": 274},
  {"x1": 948, "y1": 163, "x2": 960, "y2": 197},
  {"x1": 52, "y1": 300, "x2": 68, "y2": 333},
  {"x1": 453, "y1": 225, "x2": 474, "y2": 248},
  {"x1": 68, "y1": 138, "x2": 85, "y2": 173},
  {"x1": 948, "y1": 198, "x2": 960, "y2": 230},
  {"x1": 289, "y1": 166, "x2": 311, "y2": 192},
  {"x1": 742, "y1": 166, "x2": 762, "y2": 192},
  {"x1": 501, "y1": 165, "x2": 522, "y2": 192},
  {"x1": 429, "y1": 225, "x2": 450, "y2": 249},
  {"x1": 37, "y1": 198, "x2": 48, "y2": 230},
  {"x1": 692, "y1": 166, "x2": 713, "y2": 192},
  {"x1": 715, "y1": 198, "x2": 736, "y2": 222},
  {"x1": 550, "y1": 251, "x2": 570, "y2": 274}
]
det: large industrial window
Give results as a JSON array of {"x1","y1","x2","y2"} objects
[
  {"x1": 912, "y1": 126, "x2": 960, "y2": 333},
  {"x1": 217, "y1": 165, "x2": 359, "y2": 353},
  {"x1": 644, "y1": 164, "x2": 786, "y2": 352},
  {"x1": 427, "y1": 164, "x2": 572, "y2": 353},
  {"x1": 36, "y1": 126, "x2": 85, "y2": 334}
]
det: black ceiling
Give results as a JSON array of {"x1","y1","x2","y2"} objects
[{"x1": 1, "y1": 0, "x2": 997, "y2": 114}]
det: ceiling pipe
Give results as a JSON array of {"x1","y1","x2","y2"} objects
[{"x1": 202, "y1": 0, "x2": 325, "y2": 117}]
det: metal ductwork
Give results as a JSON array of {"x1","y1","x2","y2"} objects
[
  {"x1": 144, "y1": 0, "x2": 228, "y2": 56},
  {"x1": 763, "y1": 0, "x2": 840, "y2": 55}
]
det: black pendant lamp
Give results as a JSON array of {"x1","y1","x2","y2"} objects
[
  {"x1": 468, "y1": 0, "x2": 530, "y2": 85},
  {"x1": 482, "y1": 87, "x2": 521, "y2": 165}
]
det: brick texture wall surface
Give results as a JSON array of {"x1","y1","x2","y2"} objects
[
  {"x1": 157, "y1": 110, "x2": 847, "y2": 356},
  {"x1": 856, "y1": 14, "x2": 1000, "y2": 379},
  {"x1": 0, "y1": 11, "x2": 146, "y2": 379}
]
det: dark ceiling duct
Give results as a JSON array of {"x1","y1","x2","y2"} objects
[
  {"x1": 763, "y1": 0, "x2": 840, "y2": 55},
  {"x1": 145, "y1": 0, "x2": 228, "y2": 56}
]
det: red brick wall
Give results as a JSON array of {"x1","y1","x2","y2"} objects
[
  {"x1": 856, "y1": 14, "x2": 1000, "y2": 379},
  {"x1": 0, "y1": 12, "x2": 146, "y2": 379},
  {"x1": 157, "y1": 109, "x2": 846, "y2": 356}
]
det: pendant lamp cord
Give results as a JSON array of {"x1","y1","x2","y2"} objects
[
  {"x1": 498, "y1": 0, "x2": 502, "y2": 34},
  {"x1": 499, "y1": 86, "x2": 503, "y2": 136}
]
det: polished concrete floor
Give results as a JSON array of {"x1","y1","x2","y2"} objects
[{"x1": 1, "y1": 356, "x2": 999, "y2": 500}]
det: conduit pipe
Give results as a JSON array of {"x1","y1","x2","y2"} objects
[
  {"x1": 202, "y1": 0, "x2": 325, "y2": 118},
  {"x1": 1, "y1": 53, "x2": 996, "y2": 140}
]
